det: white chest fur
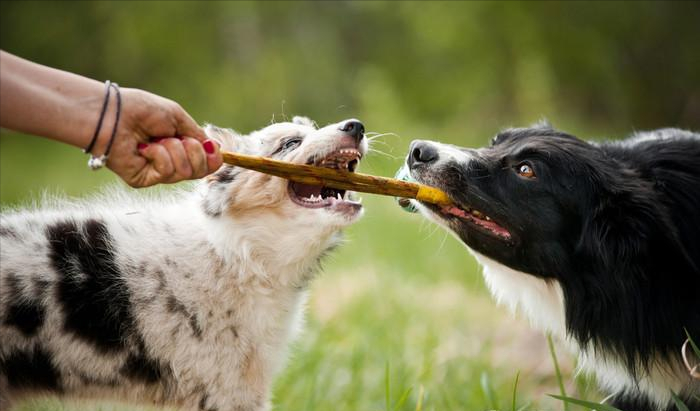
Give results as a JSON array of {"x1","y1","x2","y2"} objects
[{"x1": 472, "y1": 252, "x2": 687, "y2": 409}]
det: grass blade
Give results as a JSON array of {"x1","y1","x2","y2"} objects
[
  {"x1": 516, "y1": 403, "x2": 532, "y2": 411},
  {"x1": 548, "y1": 394, "x2": 625, "y2": 411},
  {"x1": 670, "y1": 391, "x2": 690, "y2": 411},
  {"x1": 480, "y1": 371, "x2": 498, "y2": 410},
  {"x1": 394, "y1": 387, "x2": 413, "y2": 411},
  {"x1": 415, "y1": 385, "x2": 425, "y2": 411},
  {"x1": 547, "y1": 334, "x2": 570, "y2": 411},
  {"x1": 511, "y1": 370, "x2": 520, "y2": 411},
  {"x1": 684, "y1": 328, "x2": 700, "y2": 358},
  {"x1": 385, "y1": 361, "x2": 391, "y2": 411}
]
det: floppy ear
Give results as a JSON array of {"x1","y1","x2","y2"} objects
[
  {"x1": 204, "y1": 124, "x2": 241, "y2": 152},
  {"x1": 203, "y1": 124, "x2": 241, "y2": 189},
  {"x1": 292, "y1": 116, "x2": 316, "y2": 128},
  {"x1": 576, "y1": 171, "x2": 683, "y2": 274}
]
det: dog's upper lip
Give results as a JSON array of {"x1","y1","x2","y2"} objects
[
  {"x1": 306, "y1": 145, "x2": 363, "y2": 166},
  {"x1": 289, "y1": 146, "x2": 363, "y2": 210}
]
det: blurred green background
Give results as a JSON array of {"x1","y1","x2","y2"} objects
[{"x1": 2, "y1": 1, "x2": 699, "y2": 410}]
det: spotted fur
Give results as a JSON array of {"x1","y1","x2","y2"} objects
[{"x1": 0, "y1": 116, "x2": 367, "y2": 411}]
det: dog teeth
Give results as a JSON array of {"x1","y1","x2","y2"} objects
[
  {"x1": 337, "y1": 193, "x2": 342, "y2": 200},
  {"x1": 471, "y1": 210, "x2": 483, "y2": 218},
  {"x1": 485, "y1": 216, "x2": 492, "y2": 221}
]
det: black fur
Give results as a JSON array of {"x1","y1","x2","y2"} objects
[
  {"x1": 0, "y1": 346, "x2": 62, "y2": 392},
  {"x1": 408, "y1": 126, "x2": 700, "y2": 410},
  {"x1": 166, "y1": 295, "x2": 202, "y2": 339},
  {"x1": 3, "y1": 272, "x2": 45, "y2": 337},
  {"x1": 120, "y1": 352, "x2": 166, "y2": 384},
  {"x1": 611, "y1": 392, "x2": 700, "y2": 411},
  {"x1": 47, "y1": 218, "x2": 135, "y2": 352}
]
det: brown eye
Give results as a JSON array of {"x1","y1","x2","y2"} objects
[{"x1": 517, "y1": 163, "x2": 536, "y2": 178}]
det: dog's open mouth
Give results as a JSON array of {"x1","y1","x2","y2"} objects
[
  {"x1": 438, "y1": 204, "x2": 512, "y2": 241},
  {"x1": 288, "y1": 148, "x2": 362, "y2": 209}
]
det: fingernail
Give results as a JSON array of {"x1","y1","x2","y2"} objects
[
  {"x1": 137, "y1": 143, "x2": 148, "y2": 150},
  {"x1": 203, "y1": 140, "x2": 216, "y2": 154}
]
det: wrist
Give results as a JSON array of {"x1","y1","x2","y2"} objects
[
  {"x1": 69, "y1": 81, "x2": 116, "y2": 151},
  {"x1": 84, "y1": 82, "x2": 123, "y2": 170}
]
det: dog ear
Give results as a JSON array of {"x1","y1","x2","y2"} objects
[
  {"x1": 292, "y1": 116, "x2": 316, "y2": 128},
  {"x1": 576, "y1": 172, "x2": 683, "y2": 272},
  {"x1": 204, "y1": 124, "x2": 241, "y2": 152},
  {"x1": 203, "y1": 124, "x2": 242, "y2": 188}
]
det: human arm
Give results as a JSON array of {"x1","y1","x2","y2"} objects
[{"x1": 0, "y1": 50, "x2": 222, "y2": 187}]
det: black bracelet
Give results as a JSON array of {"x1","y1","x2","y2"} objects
[
  {"x1": 84, "y1": 80, "x2": 112, "y2": 154},
  {"x1": 87, "y1": 83, "x2": 122, "y2": 170}
]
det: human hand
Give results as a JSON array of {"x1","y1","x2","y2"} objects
[{"x1": 105, "y1": 88, "x2": 223, "y2": 188}]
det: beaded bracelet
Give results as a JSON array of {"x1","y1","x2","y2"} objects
[{"x1": 86, "y1": 82, "x2": 122, "y2": 170}]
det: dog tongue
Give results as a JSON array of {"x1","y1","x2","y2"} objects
[{"x1": 291, "y1": 182, "x2": 322, "y2": 197}]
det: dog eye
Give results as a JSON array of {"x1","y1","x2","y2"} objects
[
  {"x1": 516, "y1": 163, "x2": 536, "y2": 178},
  {"x1": 281, "y1": 138, "x2": 302, "y2": 151}
]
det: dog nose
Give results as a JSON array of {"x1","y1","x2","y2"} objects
[
  {"x1": 339, "y1": 119, "x2": 365, "y2": 142},
  {"x1": 409, "y1": 140, "x2": 439, "y2": 167}
]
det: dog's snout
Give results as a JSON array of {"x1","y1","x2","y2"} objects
[
  {"x1": 339, "y1": 120, "x2": 365, "y2": 142},
  {"x1": 409, "y1": 140, "x2": 439, "y2": 168}
]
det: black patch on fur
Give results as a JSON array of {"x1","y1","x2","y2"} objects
[
  {"x1": 608, "y1": 392, "x2": 698, "y2": 411},
  {"x1": 120, "y1": 337, "x2": 170, "y2": 384},
  {"x1": 0, "y1": 225, "x2": 19, "y2": 238},
  {"x1": 198, "y1": 392, "x2": 218, "y2": 411},
  {"x1": 47, "y1": 219, "x2": 135, "y2": 352},
  {"x1": 166, "y1": 295, "x2": 202, "y2": 339},
  {"x1": 0, "y1": 346, "x2": 61, "y2": 392},
  {"x1": 2, "y1": 273, "x2": 45, "y2": 337},
  {"x1": 121, "y1": 353, "x2": 163, "y2": 383},
  {"x1": 210, "y1": 166, "x2": 236, "y2": 185},
  {"x1": 202, "y1": 197, "x2": 222, "y2": 218}
]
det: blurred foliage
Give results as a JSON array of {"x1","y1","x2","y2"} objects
[
  {"x1": 2, "y1": 0, "x2": 700, "y2": 203},
  {"x1": 2, "y1": 1, "x2": 700, "y2": 203},
  {"x1": 1, "y1": 1, "x2": 699, "y2": 410}
]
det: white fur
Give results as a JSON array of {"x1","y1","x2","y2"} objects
[{"x1": 0, "y1": 117, "x2": 366, "y2": 411}]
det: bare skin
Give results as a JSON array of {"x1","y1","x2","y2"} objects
[{"x1": 0, "y1": 50, "x2": 223, "y2": 187}]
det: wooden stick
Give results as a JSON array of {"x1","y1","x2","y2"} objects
[{"x1": 221, "y1": 151, "x2": 452, "y2": 206}]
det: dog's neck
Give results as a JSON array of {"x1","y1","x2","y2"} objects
[{"x1": 202, "y1": 209, "x2": 342, "y2": 288}]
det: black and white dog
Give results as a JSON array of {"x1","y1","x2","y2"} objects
[
  {"x1": 0, "y1": 117, "x2": 366, "y2": 411},
  {"x1": 402, "y1": 124, "x2": 700, "y2": 411}
]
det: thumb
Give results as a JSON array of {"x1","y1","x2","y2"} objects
[{"x1": 173, "y1": 105, "x2": 207, "y2": 142}]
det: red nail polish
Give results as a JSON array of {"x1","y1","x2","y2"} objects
[
  {"x1": 137, "y1": 143, "x2": 148, "y2": 150},
  {"x1": 203, "y1": 140, "x2": 215, "y2": 154}
]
